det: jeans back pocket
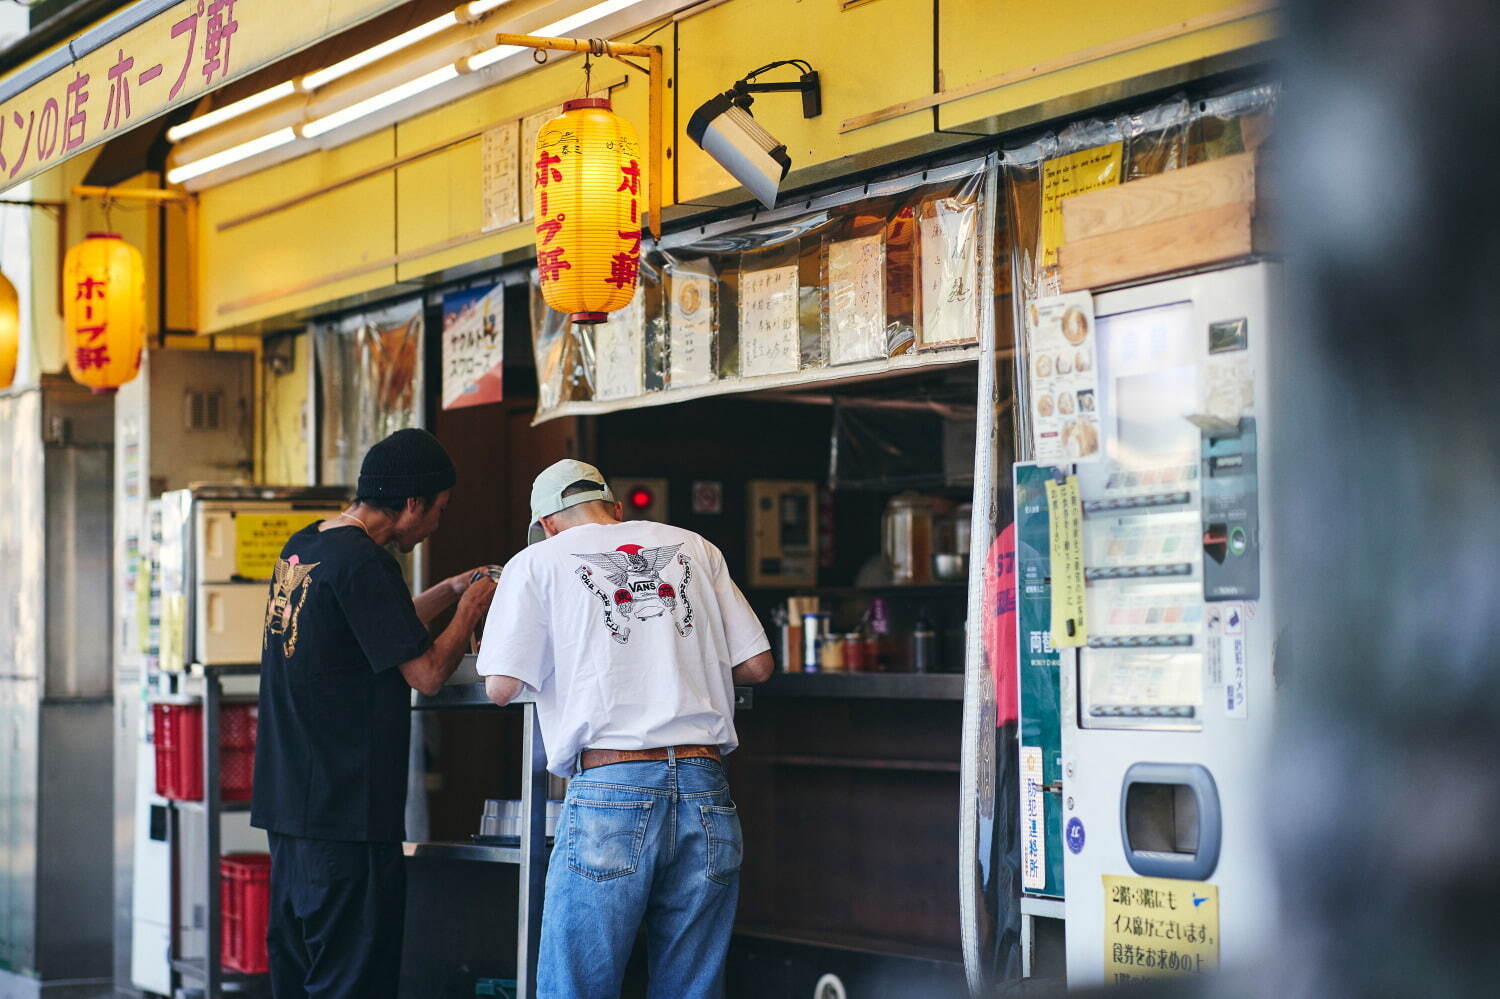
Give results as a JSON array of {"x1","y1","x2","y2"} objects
[
  {"x1": 567, "y1": 798, "x2": 654, "y2": 882},
  {"x1": 700, "y1": 803, "x2": 743, "y2": 886}
]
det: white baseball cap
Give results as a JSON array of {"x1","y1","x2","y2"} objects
[{"x1": 530, "y1": 458, "x2": 615, "y2": 527}]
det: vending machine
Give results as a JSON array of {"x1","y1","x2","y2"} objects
[{"x1": 1058, "y1": 262, "x2": 1279, "y2": 985}]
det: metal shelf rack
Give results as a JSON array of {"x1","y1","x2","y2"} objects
[
  {"x1": 164, "y1": 662, "x2": 264, "y2": 999},
  {"x1": 409, "y1": 671, "x2": 549, "y2": 999}
]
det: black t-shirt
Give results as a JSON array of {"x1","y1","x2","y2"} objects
[{"x1": 251, "y1": 523, "x2": 432, "y2": 842}]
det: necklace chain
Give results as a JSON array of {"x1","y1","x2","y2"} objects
[{"x1": 338, "y1": 510, "x2": 372, "y2": 534}]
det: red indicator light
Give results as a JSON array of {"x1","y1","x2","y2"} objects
[{"x1": 629, "y1": 487, "x2": 653, "y2": 509}]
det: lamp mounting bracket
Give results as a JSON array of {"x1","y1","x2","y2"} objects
[{"x1": 730, "y1": 60, "x2": 821, "y2": 119}]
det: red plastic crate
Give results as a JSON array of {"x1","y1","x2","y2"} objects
[
  {"x1": 221, "y1": 852, "x2": 272, "y2": 974},
  {"x1": 153, "y1": 702, "x2": 258, "y2": 801}
]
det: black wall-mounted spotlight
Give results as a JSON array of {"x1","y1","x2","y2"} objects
[{"x1": 686, "y1": 60, "x2": 821, "y2": 210}]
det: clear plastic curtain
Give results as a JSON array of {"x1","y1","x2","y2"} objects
[
  {"x1": 527, "y1": 159, "x2": 990, "y2": 423},
  {"x1": 315, "y1": 299, "x2": 426, "y2": 487}
]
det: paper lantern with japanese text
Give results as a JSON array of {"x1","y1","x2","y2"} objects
[
  {"x1": 533, "y1": 98, "x2": 644, "y2": 324},
  {"x1": 0, "y1": 270, "x2": 18, "y2": 390},
  {"x1": 63, "y1": 233, "x2": 145, "y2": 394}
]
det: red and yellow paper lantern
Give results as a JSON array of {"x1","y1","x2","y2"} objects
[
  {"x1": 533, "y1": 97, "x2": 644, "y2": 324},
  {"x1": 63, "y1": 232, "x2": 146, "y2": 394},
  {"x1": 0, "y1": 269, "x2": 18, "y2": 390}
]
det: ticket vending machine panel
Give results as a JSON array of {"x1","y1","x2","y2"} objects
[{"x1": 1061, "y1": 263, "x2": 1278, "y2": 986}]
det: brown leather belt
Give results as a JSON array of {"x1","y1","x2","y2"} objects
[{"x1": 579, "y1": 744, "x2": 721, "y2": 771}]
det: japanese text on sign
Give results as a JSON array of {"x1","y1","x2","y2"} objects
[
  {"x1": 738, "y1": 264, "x2": 800, "y2": 377},
  {"x1": 1020, "y1": 746, "x2": 1046, "y2": 891},
  {"x1": 441, "y1": 284, "x2": 503, "y2": 410},
  {"x1": 827, "y1": 234, "x2": 885, "y2": 364},
  {"x1": 0, "y1": 0, "x2": 403, "y2": 191},
  {"x1": 668, "y1": 269, "x2": 715, "y2": 387},
  {"x1": 1045, "y1": 474, "x2": 1087, "y2": 646},
  {"x1": 235, "y1": 513, "x2": 325, "y2": 580},
  {"x1": 1102, "y1": 875, "x2": 1219, "y2": 984},
  {"x1": 1040, "y1": 143, "x2": 1123, "y2": 269}
]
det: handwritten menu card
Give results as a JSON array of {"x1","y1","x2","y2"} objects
[
  {"x1": 827, "y1": 234, "x2": 886, "y2": 364},
  {"x1": 918, "y1": 199, "x2": 980, "y2": 346},
  {"x1": 480, "y1": 121, "x2": 520, "y2": 232},
  {"x1": 738, "y1": 264, "x2": 800, "y2": 377},
  {"x1": 593, "y1": 294, "x2": 647, "y2": 401}
]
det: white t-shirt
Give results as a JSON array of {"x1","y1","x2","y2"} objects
[{"x1": 475, "y1": 520, "x2": 770, "y2": 776}]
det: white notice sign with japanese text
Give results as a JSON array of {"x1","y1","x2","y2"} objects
[
  {"x1": 480, "y1": 121, "x2": 520, "y2": 232},
  {"x1": 669, "y1": 270, "x2": 715, "y2": 387},
  {"x1": 827, "y1": 234, "x2": 886, "y2": 364},
  {"x1": 738, "y1": 264, "x2": 800, "y2": 377},
  {"x1": 918, "y1": 198, "x2": 980, "y2": 346},
  {"x1": 593, "y1": 294, "x2": 646, "y2": 401}
]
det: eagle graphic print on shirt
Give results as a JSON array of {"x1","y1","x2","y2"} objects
[{"x1": 573, "y1": 543, "x2": 694, "y2": 644}]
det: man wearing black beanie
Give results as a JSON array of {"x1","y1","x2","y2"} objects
[{"x1": 252, "y1": 427, "x2": 497, "y2": 999}]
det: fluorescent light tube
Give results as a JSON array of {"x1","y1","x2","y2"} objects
[
  {"x1": 302, "y1": 12, "x2": 460, "y2": 90},
  {"x1": 166, "y1": 81, "x2": 298, "y2": 142},
  {"x1": 301, "y1": 64, "x2": 461, "y2": 137},
  {"x1": 166, "y1": 127, "x2": 299, "y2": 183}
]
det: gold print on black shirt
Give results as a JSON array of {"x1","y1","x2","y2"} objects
[{"x1": 264, "y1": 554, "x2": 320, "y2": 658}]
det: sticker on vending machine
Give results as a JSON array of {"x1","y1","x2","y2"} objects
[
  {"x1": 1207, "y1": 602, "x2": 1248, "y2": 719},
  {"x1": 1021, "y1": 746, "x2": 1046, "y2": 890}
]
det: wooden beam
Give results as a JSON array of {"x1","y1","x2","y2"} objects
[{"x1": 1062, "y1": 152, "x2": 1256, "y2": 243}]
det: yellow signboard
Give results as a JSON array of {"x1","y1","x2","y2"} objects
[
  {"x1": 1045, "y1": 475, "x2": 1086, "y2": 646},
  {"x1": 0, "y1": 0, "x2": 406, "y2": 192},
  {"x1": 160, "y1": 593, "x2": 187, "y2": 673},
  {"x1": 1103, "y1": 874, "x2": 1219, "y2": 984},
  {"x1": 234, "y1": 512, "x2": 324, "y2": 580},
  {"x1": 1040, "y1": 143, "x2": 1123, "y2": 269}
]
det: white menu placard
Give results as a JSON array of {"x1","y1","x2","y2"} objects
[
  {"x1": 738, "y1": 264, "x2": 800, "y2": 377},
  {"x1": 1027, "y1": 291, "x2": 1101, "y2": 462},
  {"x1": 593, "y1": 294, "x2": 646, "y2": 401},
  {"x1": 827, "y1": 234, "x2": 886, "y2": 365},
  {"x1": 918, "y1": 199, "x2": 980, "y2": 346},
  {"x1": 480, "y1": 121, "x2": 520, "y2": 232},
  {"x1": 669, "y1": 269, "x2": 715, "y2": 387},
  {"x1": 521, "y1": 105, "x2": 563, "y2": 221}
]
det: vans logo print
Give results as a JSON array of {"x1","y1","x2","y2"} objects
[{"x1": 573, "y1": 544, "x2": 694, "y2": 645}]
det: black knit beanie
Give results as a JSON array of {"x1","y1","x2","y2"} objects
[{"x1": 357, "y1": 428, "x2": 456, "y2": 499}]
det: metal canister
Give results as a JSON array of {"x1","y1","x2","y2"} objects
[
  {"x1": 819, "y1": 634, "x2": 846, "y2": 672},
  {"x1": 911, "y1": 616, "x2": 938, "y2": 673},
  {"x1": 781, "y1": 622, "x2": 803, "y2": 672},
  {"x1": 802, "y1": 612, "x2": 830, "y2": 672}
]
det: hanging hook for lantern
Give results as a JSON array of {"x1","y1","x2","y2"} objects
[
  {"x1": 532, "y1": 48, "x2": 548, "y2": 64},
  {"x1": 583, "y1": 48, "x2": 593, "y2": 96}
]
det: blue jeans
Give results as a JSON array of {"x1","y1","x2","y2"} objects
[{"x1": 537, "y1": 754, "x2": 742, "y2": 999}]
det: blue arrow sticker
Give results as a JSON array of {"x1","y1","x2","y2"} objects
[{"x1": 1065, "y1": 817, "x2": 1086, "y2": 854}]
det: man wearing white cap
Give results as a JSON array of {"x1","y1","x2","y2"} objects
[{"x1": 477, "y1": 458, "x2": 773, "y2": 998}]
